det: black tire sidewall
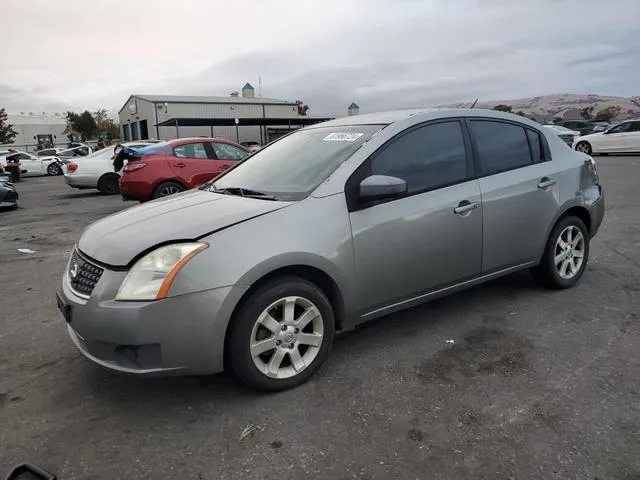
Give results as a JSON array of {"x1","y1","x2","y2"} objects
[
  {"x1": 153, "y1": 181, "x2": 184, "y2": 199},
  {"x1": 228, "y1": 276, "x2": 335, "y2": 392},
  {"x1": 542, "y1": 216, "x2": 590, "y2": 288},
  {"x1": 47, "y1": 163, "x2": 61, "y2": 176},
  {"x1": 98, "y1": 174, "x2": 120, "y2": 195}
]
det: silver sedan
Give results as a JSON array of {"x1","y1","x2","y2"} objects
[{"x1": 57, "y1": 108, "x2": 605, "y2": 391}]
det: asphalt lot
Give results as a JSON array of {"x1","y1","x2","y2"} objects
[{"x1": 1, "y1": 157, "x2": 639, "y2": 480}]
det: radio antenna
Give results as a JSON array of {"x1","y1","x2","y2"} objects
[{"x1": 470, "y1": 98, "x2": 479, "y2": 109}]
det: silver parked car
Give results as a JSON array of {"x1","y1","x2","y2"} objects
[{"x1": 57, "y1": 109, "x2": 605, "y2": 391}]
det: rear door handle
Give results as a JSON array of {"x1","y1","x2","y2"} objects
[
  {"x1": 173, "y1": 163, "x2": 186, "y2": 168},
  {"x1": 221, "y1": 164, "x2": 231, "y2": 170},
  {"x1": 537, "y1": 177, "x2": 556, "y2": 189},
  {"x1": 453, "y1": 200, "x2": 480, "y2": 215}
]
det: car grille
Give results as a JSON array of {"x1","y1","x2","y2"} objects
[
  {"x1": 558, "y1": 134, "x2": 574, "y2": 145},
  {"x1": 68, "y1": 249, "x2": 104, "y2": 297}
]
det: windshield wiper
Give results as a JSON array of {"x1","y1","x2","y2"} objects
[{"x1": 211, "y1": 186, "x2": 278, "y2": 201}]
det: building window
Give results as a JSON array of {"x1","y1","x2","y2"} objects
[
  {"x1": 131, "y1": 122, "x2": 139, "y2": 141},
  {"x1": 123, "y1": 124, "x2": 131, "y2": 141}
]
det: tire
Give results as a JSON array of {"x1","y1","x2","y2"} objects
[
  {"x1": 530, "y1": 216, "x2": 590, "y2": 289},
  {"x1": 153, "y1": 181, "x2": 185, "y2": 199},
  {"x1": 97, "y1": 173, "x2": 120, "y2": 195},
  {"x1": 575, "y1": 141, "x2": 592, "y2": 155},
  {"x1": 227, "y1": 276, "x2": 335, "y2": 392},
  {"x1": 47, "y1": 163, "x2": 62, "y2": 176}
]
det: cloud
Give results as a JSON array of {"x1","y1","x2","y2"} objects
[{"x1": 2, "y1": 0, "x2": 639, "y2": 116}]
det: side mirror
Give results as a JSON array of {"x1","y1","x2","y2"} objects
[{"x1": 359, "y1": 175, "x2": 408, "y2": 200}]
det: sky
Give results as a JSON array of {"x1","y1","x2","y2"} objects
[{"x1": 3, "y1": 0, "x2": 640, "y2": 117}]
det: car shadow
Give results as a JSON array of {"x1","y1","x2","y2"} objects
[
  {"x1": 53, "y1": 191, "x2": 105, "y2": 199},
  {"x1": 72, "y1": 270, "x2": 546, "y2": 414}
]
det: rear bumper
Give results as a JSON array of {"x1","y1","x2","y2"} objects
[
  {"x1": 119, "y1": 179, "x2": 152, "y2": 201},
  {"x1": 64, "y1": 174, "x2": 97, "y2": 189}
]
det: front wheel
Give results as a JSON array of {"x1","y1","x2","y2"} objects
[
  {"x1": 228, "y1": 277, "x2": 335, "y2": 392},
  {"x1": 47, "y1": 162, "x2": 62, "y2": 176},
  {"x1": 575, "y1": 141, "x2": 592, "y2": 155},
  {"x1": 530, "y1": 216, "x2": 590, "y2": 289}
]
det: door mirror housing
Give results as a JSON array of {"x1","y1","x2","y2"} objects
[{"x1": 359, "y1": 175, "x2": 408, "y2": 200}]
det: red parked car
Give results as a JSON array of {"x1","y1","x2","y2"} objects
[{"x1": 119, "y1": 138, "x2": 251, "y2": 202}]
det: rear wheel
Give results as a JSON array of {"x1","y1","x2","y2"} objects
[
  {"x1": 228, "y1": 276, "x2": 335, "y2": 392},
  {"x1": 530, "y1": 216, "x2": 589, "y2": 289},
  {"x1": 575, "y1": 141, "x2": 592, "y2": 155},
  {"x1": 47, "y1": 162, "x2": 62, "y2": 176},
  {"x1": 97, "y1": 173, "x2": 120, "y2": 195},
  {"x1": 153, "y1": 181, "x2": 185, "y2": 199}
]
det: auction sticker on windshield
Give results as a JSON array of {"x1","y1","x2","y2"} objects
[{"x1": 323, "y1": 132, "x2": 364, "y2": 142}]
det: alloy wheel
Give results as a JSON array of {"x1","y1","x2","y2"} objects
[
  {"x1": 576, "y1": 142, "x2": 591, "y2": 154},
  {"x1": 554, "y1": 225, "x2": 585, "y2": 279},
  {"x1": 159, "y1": 185, "x2": 181, "y2": 196},
  {"x1": 249, "y1": 296, "x2": 324, "y2": 379}
]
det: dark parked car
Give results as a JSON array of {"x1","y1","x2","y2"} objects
[
  {"x1": 554, "y1": 120, "x2": 610, "y2": 136},
  {"x1": 0, "y1": 174, "x2": 19, "y2": 208}
]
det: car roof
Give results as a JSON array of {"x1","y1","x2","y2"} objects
[{"x1": 308, "y1": 108, "x2": 544, "y2": 129}]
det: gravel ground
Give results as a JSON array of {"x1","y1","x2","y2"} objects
[{"x1": 1, "y1": 156, "x2": 639, "y2": 480}]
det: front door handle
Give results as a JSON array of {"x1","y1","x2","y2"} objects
[
  {"x1": 173, "y1": 163, "x2": 186, "y2": 168},
  {"x1": 453, "y1": 200, "x2": 480, "y2": 215},
  {"x1": 537, "y1": 177, "x2": 556, "y2": 189}
]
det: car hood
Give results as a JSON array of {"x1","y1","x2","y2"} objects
[{"x1": 78, "y1": 189, "x2": 292, "y2": 266}]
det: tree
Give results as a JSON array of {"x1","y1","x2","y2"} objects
[
  {"x1": 553, "y1": 116, "x2": 563, "y2": 123},
  {"x1": 92, "y1": 109, "x2": 120, "y2": 139},
  {"x1": 580, "y1": 106, "x2": 594, "y2": 120},
  {"x1": 102, "y1": 119, "x2": 120, "y2": 140},
  {"x1": 493, "y1": 104, "x2": 513, "y2": 112},
  {"x1": 0, "y1": 108, "x2": 17, "y2": 144},
  {"x1": 93, "y1": 109, "x2": 109, "y2": 131},
  {"x1": 65, "y1": 110, "x2": 97, "y2": 141},
  {"x1": 594, "y1": 105, "x2": 621, "y2": 123},
  {"x1": 515, "y1": 110, "x2": 527, "y2": 117}
]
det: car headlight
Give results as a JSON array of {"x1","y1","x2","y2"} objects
[{"x1": 115, "y1": 242, "x2": 208, "y2": 301}]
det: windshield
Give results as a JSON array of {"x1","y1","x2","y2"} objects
[
  {"x1": 209, "y1": 125, "x2": 383, "y2": 201},
  {"x1": 82, "y1": 147, "x2": 112, "y2": 159}
]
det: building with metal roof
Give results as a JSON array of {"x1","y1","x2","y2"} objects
[
  {"x1": 0, "y1": 113, "x2": 69, "y2": 151},
  {"x1": 118, "y1": 85, "x2": 333, "y2": 145}
]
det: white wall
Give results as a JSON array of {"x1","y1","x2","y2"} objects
[{"x1": 1, "y1": 116, "x2": 68, "y2": 152}]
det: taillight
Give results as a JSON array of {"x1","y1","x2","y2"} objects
[
  {"x1": 124, "y1": 162, "x2": 147, "y2": 172},
  {"x1": 585, "y1": 156, "x2": 599, "y2": 185},
  {"x1": 67, "y1": 162, "x2": 78, "y2": 173}
]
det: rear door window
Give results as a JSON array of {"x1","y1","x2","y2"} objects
[
  {"x1": 173, "y1": 142, "x2": 211, "y2": 159},
  {"x1": 469, "y1": 120, "x2": 533, "y2": 176}
]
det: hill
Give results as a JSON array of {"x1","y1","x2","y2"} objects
[{"x1": 445, "y1": 94, "x2": 640, "y2": 123}]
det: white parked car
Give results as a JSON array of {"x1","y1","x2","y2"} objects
[
  {"x1": 573, "y1": 119, "x2": 640, "y2": 155},
  {"x1": 64, "y1": 142, "x2": 155, "y2": 194},
  {"x1": 0, "y1": 150, "x2": 64, "y2": 176},
  {"x1": 542, "y1": 124, "x2": 580, "y2": 147},
  {"x1": 38, "y1": 143, "x2": 93, "y2": 159}
]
